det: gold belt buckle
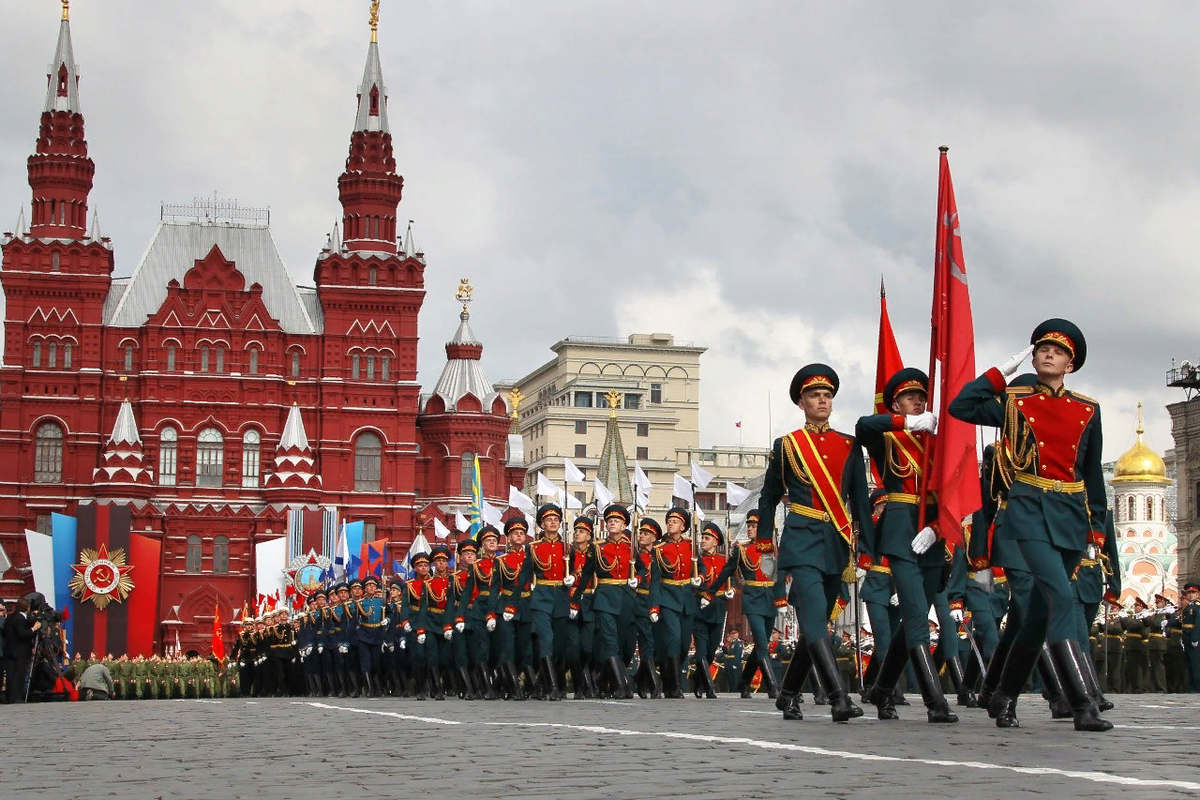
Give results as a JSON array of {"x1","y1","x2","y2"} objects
[
  {"x1": 1052, "y1": 480, "x2": 1063, "y2": 492},
  {"x1": 822, "y1": 512, "x2": 830, "y2": 522}
]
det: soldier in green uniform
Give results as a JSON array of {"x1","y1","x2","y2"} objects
[
  {"x1": 1181, "y1": 582, "x2": 1200, "y2": 691},
  {"x1": 572, "y1": 507, "x2": 637, "y2": 699},
  {"x1": 760, "y1": 364, "x2": 869, "y2": 723},
  {"x1": 1163, "y1": 595, "x2": 1186, "y2": 692},
  {"x1": 630, "y1": 517, "x2": 664, "y2": 698},
  {"x1": 691, "y1": 521, "x2": 729, "y2": 699},
  {"x1": 520, "y1": 505, "x2": 572, "y2": 700},
  {"x1": 652, "y1": 506, "x2": 700, "y2": 699},
  {"x1": 1071, "y1": 510, "x2": 1118, "y2": 710},
  {"x1": 494, "y1": 519, "x2": 534, "y2": 699},
  {"x1": 1128, "y1": 598, "x2": 1152, "y2": 693},
  {"x1": 857, "y1": 367, "x2": 957, "y2": 723},
  {"x1": 456, "y1": 526, "x2": 498, "y2": 699},
  {"x1": 706, "y1": 511, "x2": 787, "y2": 700},
  {"x1": 950, "y1": 320, "x2": 1111, "y2": 732},
  {"x1": 1101, "y1": 600, "x2": 1126, "y2": 694},
  {"x1": 562, "y1": 517, "x2": 599, "y2": 698},
  {"x1": 1148, "y1": 593, "x2": 1171, "y2": 693}
]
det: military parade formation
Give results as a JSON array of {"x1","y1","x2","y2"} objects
[{"x1": 50, "y1": 320, "x2": 1200, "y2": 734}]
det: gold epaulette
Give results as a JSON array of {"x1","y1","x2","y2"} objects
[
  {"x1": 1069, "y1": 391, "x2": 1098, "y2": 405},
  {"x1": 1005, "y1": 385, "x2": 1035, "y2": 397}
]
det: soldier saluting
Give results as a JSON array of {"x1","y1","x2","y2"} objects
[
  {"x1": 949, "y1": 319, "x2": 1111, "y2": 732},
  {"x1": 758, "y1": 364, "x2": 870, "y2": 723}
]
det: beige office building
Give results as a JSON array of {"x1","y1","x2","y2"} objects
[{"x1": 499, "y1": 334, "x2": 769, "y2": 515}]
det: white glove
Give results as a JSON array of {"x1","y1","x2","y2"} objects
[
  {"x1": 627, "y1": 577, "x2": 639, "y2": 589},
  {"x1": 486, "y1": 618, "x2": 497, "y2": 632},
  {"x1": 417, "y1": 633, "x2": 426, "y2": 644},
  {"x1": 700, "y1": 598, "x2": 710, "y2": 609},
  {"x1": 381, "y1": 617, "x2": 389, "y2": 626},
  {"x1": 403, "y1": 622, "x2": 412, "y2": 633},
  {"x1": 455, "y1": 622, "x2": 465, "y2": 633},
  {"x1": 950, "y1": 609, "x2": 964, "y2": 624},
  {"x1": 443, "y1": 629, "x2": 453, "y2": 641},
  {"x1": 889, "y1": 593, "x2": 899, "y2": 607},
  {"x1": 911, "y1": 526, "x2": 937, "y2": 555},
  {"x1": 569, "y1": 608, "x2": 578, "y2": 620},
  {"x1": 999, "y1": 345, "x2": 1035, "y2": 377},
  {"x1": 724, "y1": 587, "x2": 735, "y2": 599},
  {"x1": 563, "y1": 574, "x2": 576, "y2": 587},
  {"x1": 855, "y1": 568, "x2": 866, "y2": 581},
  {"x1": 399, "y1": 638, "x2": 407, "y2": 650},
  {"x1": 649, "y1": 611, "x2": 660, "y2": 623},
  {"x1": 503, "y1": 611, "x2": 514, "y2": 622},
  {"x1": 1086, "y1": 544, "x2": 1098, "y2": 560},
  {"x1": 690, "y1": 576, "x2": 703, "y2": 587},
  {"x1": 905, "y1": 412, "x2": 937, "y2": 434}
]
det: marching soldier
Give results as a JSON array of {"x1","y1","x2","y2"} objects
[
  {"x1": 1070, "y1": 510, "x2": 1119, "y2": 710},
  {"x1": 760, "y1": 364, "x2": 870, "y2": 723},
  {"x1": 691, "y1": 521, "x2": 728, "y2": 699},
  {"x1": 1101, "y1": 598, "x2": 1126, "y2": 694},
  {"x1": 859, "y1": 491, "x2": 905, "y2": 707},
  {"x1": 450, "y1": 537, "x2": 480, "y2": 699},
  {"x1": 404, "y1": 552, "x2": 432, "y2": 698},
  {"x1": 572, "y1": 505, "x2": 637, "y2": 699},
  {"x1": 1182, "y1": 582, "x2": 1200, "y2": 691},
  {"x1": 354, "y1": 575, "x2": 386, "y2": 697},
  {"x1": 1148, "y1": 593, "x2": 1172, "y2": 693},
  {"x1": 1162, "y1": 594, "x2": 1186, "y2": 692},
  {"x1": 495, "y1": 518, "x2": 534, "y2": 699},
  {"x1": 631, "y1": 517, "x2": 664, "y2": 698},
  {"x1": 296, "y1": 595, "x2": 320, "y2": 697},
  {"x1": 949, "y1": 319, "x2": 1111, "y2": 732},
  {"x1": 655, "y1": 506, "x2": 702, "y2": 699},
  {"x1": 329, "y1": 583, "x2": 357, "y2": 697},
  {"x1": 456, "y1": 526, "x2": 500, "y2": 699},
  {"x1": 384, "y1": 580, "x2": 409, "y2": 696},
  {"x1": 856, "y1": 367, "x2": 957, "y2": 723},
  {"x1": 232, "y1": 617, "x2": 256, "y2": 697},
  {"x1": 962, "y1": 502, "x2": 999, "y2": 697},
  {"x1": 706, "y1": 510, "x2": 787, "y2": 700},
  {"x1": 521, "y1": 504, "x2": 572, "y2": 700},
  {"x1": 423, "y1": 545, "x2": 457, "y2": 700},
  {"x1": 563, "y1": 517, "x2": 599, "y2": 698}
]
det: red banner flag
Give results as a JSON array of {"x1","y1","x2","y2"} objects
[
  {"x1": 211, "y1": 603, "x2": 225, "y2": 662},
  {"x1": 875, "y1": 277, "x2": 905, "y2": 415},
  {"x1": 924, "y1": 147, "x2": 980, "y2": 549}
]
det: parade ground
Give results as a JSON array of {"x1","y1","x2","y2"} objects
[{"x1": 3, "y1": 694, "x2": 1199, "y2": 799}]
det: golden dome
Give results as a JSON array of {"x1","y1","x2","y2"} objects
[{"x1": 1113, "y1": 402, "x2": 1170, "y2": 484}]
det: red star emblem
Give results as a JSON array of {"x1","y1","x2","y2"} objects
[{"x1": 70, "y1": 543, "x2": 135, "y2": 607}]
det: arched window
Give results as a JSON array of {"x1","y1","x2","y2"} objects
[
  {"x1": 367, "y1": 355, "x2": 375, "y2": 380},
  {"x1": 248, "y1": 347, "x2": 259, "y2": 374},
  {"x1": 291, "y1": 352, "x2": 300, "y2": 377},
  {"x1": 186, "y1": 535, "x2": 202, "y2": 573},
  {"x1": 213, "y1": 536, "x2": 229, "y2": 574},
  {"x1": 196, "y1": 427, "x2": 224, "y2": 488},
  {"x1": 34, "y1": 422, "x2": 64, "y2": 483},
  {"x1": 381, "y1": 356, "x2": 390, "y2": 381},
  {"x1": 48, "y1": 342, "x2": 57, "y2": 368},
  {"x1": 351, "y1": 354, "x2": 361, "y2": 380},
  {"x1": 123, "y1": 345, "x2": 133, "y2": 372},
  {"x1": 369, "y1": 265, "x2": 377, "y2": 285},
  {"x1": 159, "y1": 426, "x2": 178, "y2": 486},
  {"x1": 63, "y1": 343, "x2": 72, "y2": 369},
  {"x1": 460, "y1": 451, "x2": 476, "y2": 495},
  {"x1": 242, "y1": 429, "x2": 261, "y2": 488},
  {"x1": 32, "y1": 341, "x2": 41, "y2": 368},
  {"x1": 200, "y1": 346, "x2": 210, "y2": 372},
  {"x1": 215, "y1": 346, "x2": 225, "y2": 373},
  {"x1": 51, "y1": 252, "x2": 60, "y2": 272},
  {"x1": 354, "y1": 432, "x2": 382, "y2": 491},
  {"x1": 166, "y1": 344, "x2": 176, "y2": 371},
  {"x1": 1127, "y1": 496, "x2": 1136, "y2": 521}
]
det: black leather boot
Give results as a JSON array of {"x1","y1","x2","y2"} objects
[
  {"x1": 869, "y1": 630, "x2": 909, "y2": 721},
  {"x1": 860, "y1": 649, "x2": 881, "y2": 705},
  {"x1": 739, "y1": 657, "x2": 756, "y2": 699},
  {"x1": 989, "y1": 640, "x2": 1040, "y2": 728},
  {"x1": 760, "y1": 660, "x2": 781, "y2": 700},
  {"x1": 696, "y1": 658, "x2": 718, "y2": 699},
  {"x1": 584, "y1": 664, "x2": 600, "y2": 699},
  {"x1": 776, "y1": 637, "x2": 809, "y2": 720},
  {"x1": 632, "y1": 662, "x2": 649, "y2": 699},
  {"x1": 608, "y1": 657, "x2": 634, "y2": 699},
  {"x1": 429, "y1": 666, "x2": 446, "y2": 700},
  {"x1": 525, "y1": 665, "x2": 546, "y2": 700},
  {"x1": 1048, "y1": 640, "x2": 1112, "y2": 732},
  {"x1": 1081, "y1": 652, "x2": 1114, "y2": 711},
  {"x1": 946, "y1": 656, "x2": 977, "y2": 707},
  {"x1": 978, "y1": 631, "x2": 1014, "y2": 712},
  {"x1": 1037, "y1": 645, "x2": 1073, "y2": 719},
  {"x1": 541, "y1": 657, "x2": 562, "y2": 701},
  {"x1": 911, "y1": 646, "x2": 958, "y2": 723},
  {"x1": 647, "y1": 660, "x2": 664, "y2": 699},
  {"x1": 346, "y1": 671, "x2": 360, "y2": 698},
  {"x1": 809, "y1": 637, "x2": 861, "y2": 722},
  {"x1": 504, "y1": 662, "x2": 526, "y2": 701},
  {"x1": 459, "y1": 666, "x2": 478, "y2": 700},
  {"x1": 571, "y1": 661, "x2": 587, "y2": 700},
  {"x1": 415, "y1": 668, "x2": 429, "y2": 700},
  {"x1": 665, "y1": 656, "x2": 685, "y2": 699},
  {"x1": 691, "y1": 663, "x2": 704, "y2": 698}
]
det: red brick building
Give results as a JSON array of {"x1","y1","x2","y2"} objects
[{"x1": 0, "y1": 10, "x2": 523, "y2": 654}]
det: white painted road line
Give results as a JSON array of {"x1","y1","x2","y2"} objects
[{"x1": 302, "y1": 702, "x2": 1200, "y2": 792}]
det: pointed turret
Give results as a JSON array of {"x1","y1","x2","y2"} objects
[
  {"x1": 265, "y1": 404, "x2": 322, "y2": 498},
  {"x1": 87, "y1": 208, "x2": 101, "y2": 241},
  {"x1": 15, "y1": 206, "x2": 26, "y2": 238},
  {"x1": 596, "y1": 390, "x2": 633, "y2": 503},
  {"x1": 44, "y1": 2, "x2": 81, "y2": 114},
  {"x1": 92, "y1": 399, "x2": 154, "y2": 497},
  {"x1": 427, "y1": 280, "x2": 500, "y2": 412}
]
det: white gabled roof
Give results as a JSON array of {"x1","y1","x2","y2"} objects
[{"x1": 109, "y1": 398, "x2": 140, "y2": 446}]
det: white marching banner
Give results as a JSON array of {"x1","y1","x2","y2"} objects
[
  {"x1": 536, "y1": 472, "x2": 560, "y2": 497},
  {"x1": 454, "y1": 511, "x2": 471, "y2": 533},
  {"x1": 593, "y1": 478, "x2": 615, "y2": 510},
  {"x1": 672, "y1": 474, "x2": 694, "y2": 506},
  {"x1": 509, "y1": 485, "x2": 537, "y2": 515},
  {"x1": 690, "y1": 460, "x2": 714, "y2": 490},
  {"x1": 24, "y1": 529, "x2": 54, "y2": 601},
  {"x1": 563, "y1": 458, "x2": 586, "y2": 483},
  {"x1": 433, "y1": 518, "x2": 452, "y2": 540},
  {"x1": 726, "y1": 481, "x2": 752, "y2": 507},
  {"x1": 632, "y1": 463, "x2": 651, "y2": 511},
  {"x1": 255, "y1": 536, "x2": 289, "y2": 604}
]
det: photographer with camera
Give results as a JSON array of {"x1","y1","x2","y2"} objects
[{"x1": 4, "y1": 598, "x2": 42, "y2": 703}]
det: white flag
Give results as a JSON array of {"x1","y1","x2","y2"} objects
[
  {"x1": 433, "y1": 518, "x2": 452, "y2": 540},
  {"x1": 509, "y1": 485, "x2": 536, "y2": 515},
  {"x1": 696, "y1": 507, "x2": 706, "y2": 522},
  {"x1": 483, "y1": 500, "x2": 504, "y2": 526},
  {"x1": 673, "y1": 474, "x2": 694, "y2": 506},
  {"x1": 563, "y1": 458, "x2": 585, "y2": 483},
  {"x1": 564, "y1": 491, "x2": 583, "y2": 510},
  {"x1": 690, "y1": 460, "x2": 714, "y2": 490},
  {"x1": 536, "y1": 472, "x2": 560, "y2": 498},
  {"x1": 725, "y1": 481, "x2": 752, "y2": 506},
  {"x1": 593, "y1": 478, "x2": 615, "y2": 510},
  {"x1": 632, "y1": 463, "x2": 651, "y2": 510},
  {"x1": 454, "y1": 510, "x2": 471, "y2": 532}
]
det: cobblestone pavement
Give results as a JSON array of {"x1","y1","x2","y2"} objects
[{"x1": 3, "y1": 693, "x2": 1199, "y2": 800}]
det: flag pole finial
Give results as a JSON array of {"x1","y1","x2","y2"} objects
[
  {"x1": 939, "y1": 145, "x2": 950, "y2": 154},
  {"x1": 880, "y1": 273, "x2": 886, "y2": 298}
]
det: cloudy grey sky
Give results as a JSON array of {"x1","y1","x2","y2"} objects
[{"x1": 2, "y1": 0, "x2": 1194, "y2": 462}]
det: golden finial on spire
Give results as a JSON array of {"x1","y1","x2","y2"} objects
[
  {"x1": 508, "y1": 387, "x2": 524, "y2": 420},
  {"x1": 62, "y1": 0, "x2": 70, "y2": 21},
  {"x1": 455, "y1": 278, "x2": 474, "y2": 313},
  {"x1": 604, "y1": 389, "x2": 623, "y2": 418},
  {"x1": 1135, "y1": 401, "x2": 1145, "y2": 438},
  {"x1": 369, "y1": 0, "x2": 381, "y2": 43}
]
